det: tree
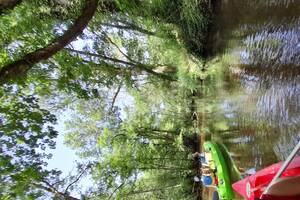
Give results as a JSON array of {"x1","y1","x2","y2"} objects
[
  {"x1": 0, "y1": 0, "x2": 99, "y2": 85},
  {"x1": 63, "y1": 83, "x2": 196, "y2": 199},
  {"x1": 0, "y1": 0, "x2": 210, "y2": 199},
  {"x1": 0, "y1": 87, "x2": 58, "y2": 198}
]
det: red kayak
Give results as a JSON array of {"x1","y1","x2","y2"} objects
[{"x1": 232, "y1": 156, "x2": 300, "y2": 200}]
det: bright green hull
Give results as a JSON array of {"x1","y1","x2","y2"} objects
[
  {"x1": 218, "y1": 143, "x2": 242, "y2": 184},
  {"x1": 203, "y1": 141, "x2": 234, "y2": 200}
]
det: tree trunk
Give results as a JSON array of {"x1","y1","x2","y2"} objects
[
  {"x1": 0, "y1": 0, "x2": 22, "y2": 14},
  {"x1": 0, "y1": 0, "x2": 99, "y2": 85}
]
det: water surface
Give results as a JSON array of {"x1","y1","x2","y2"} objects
[{"x1": 201, "y1": 1, "x2": 300, "y2": 198}]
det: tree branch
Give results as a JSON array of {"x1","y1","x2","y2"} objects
[
  {"x1": 0, "y1": 0, "x2": 99, "y2": 85},
  {"x1": 101, "y1": 32, "x2": 136, "y2": 63},
  {"x1": 65, "y1": 47, "x2": 135, "y2": 67},
  {"x1": 101, "y1": 22, "x2": 157, "y2": 36},
  {"x1": 32, "y1": 181, "x2": 80, "y2": 200},
  {"x1": 108, "y1": 182, "x2": 126, "y2": 200},
  {"x1": 65, "y1": 47, "x2": 176, "y2": 81},
  {"x1": 110, "y1": 83, "x2": 122, "y2": 111},
  {"x1": 94, "y1": 31, "x2": 176, "y2": 81},
  {"x1": 64, "y1": 163, "x2": 92, "y2": 194}
]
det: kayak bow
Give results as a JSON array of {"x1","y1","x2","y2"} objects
[
  {"x1": 232, "y1": 142, "x2": 300, "y2": 200},
  {"x1": 204, "y1": 141, "x2": 234, "y2": 200}
]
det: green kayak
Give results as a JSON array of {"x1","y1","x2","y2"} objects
[
  {"x1": 203, "y1": 141, "x2": 234, "y2": 200},
  {"x1": 218, "y1": 143, "x2": 242, "y2": 183}
]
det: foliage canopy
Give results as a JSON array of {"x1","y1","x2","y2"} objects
[{"x1": 0, "y1": 0, "x2": 211, "y2": 199}]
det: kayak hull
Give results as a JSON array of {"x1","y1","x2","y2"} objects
[
  {"x1": 204, "y1": 141, "x2": 234, "y2": 200},
  {"x1": 232, "y1": 156, "x2": 300, "y2": 200},
  {"x1": 218, "y1": 143, "x2": 242, "y2": 183}
]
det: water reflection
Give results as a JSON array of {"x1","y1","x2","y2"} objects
[{"x1": 205, "y1": 0, "x2": 300, "y2": 171}]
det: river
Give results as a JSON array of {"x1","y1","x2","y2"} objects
[{"x1": 201, "y1": 0, "x2": 300, "y2": 199}]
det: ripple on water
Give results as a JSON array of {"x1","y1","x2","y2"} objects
[{"x1": 206, "y1": 0, "x2": 300, "y2": 171}]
